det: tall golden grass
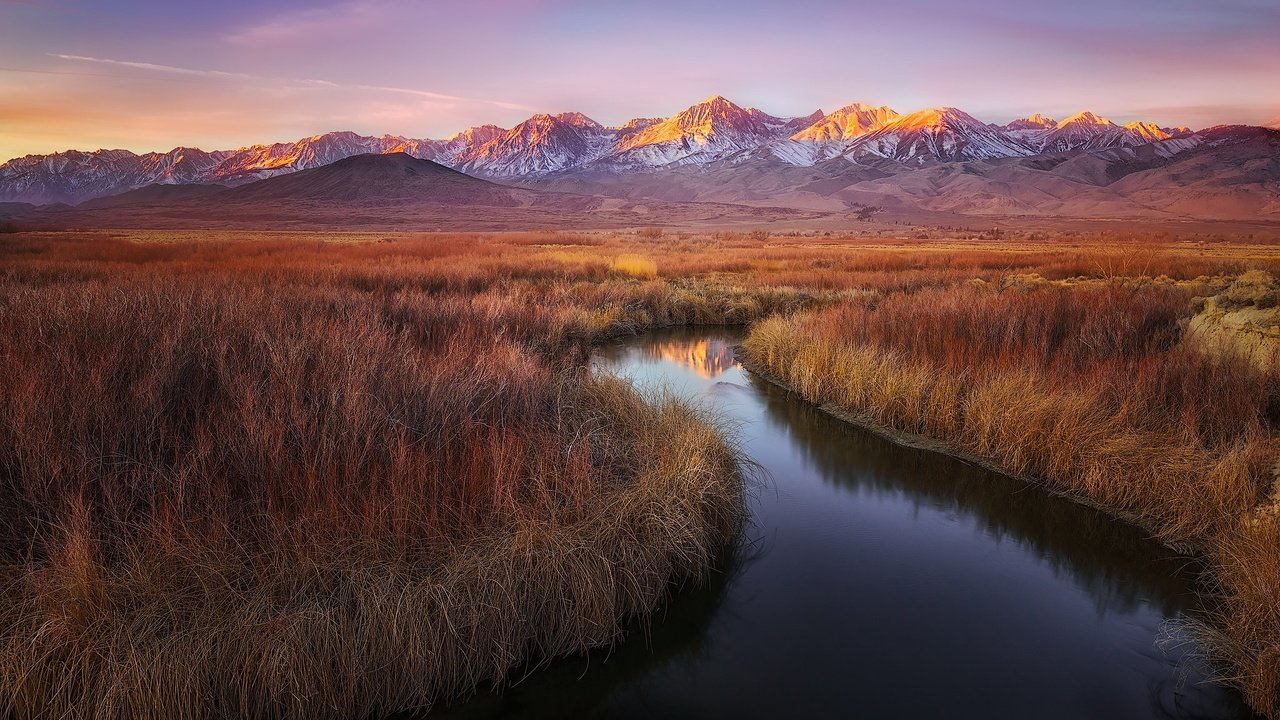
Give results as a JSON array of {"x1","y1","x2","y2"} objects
[
  {"x1": 0, "y1": 234, "x2": 758, "y2": 719},
  {"x1": 2, "y1": 229, "x2": 1279, "y2": 716},
  {"x1": 743, "y1": 279, "x2": 1280, "y2": 714}
]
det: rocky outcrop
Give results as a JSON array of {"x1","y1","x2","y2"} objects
[{"x1": 1184, "y1": 271, "x2": 1280, "y2": 370}]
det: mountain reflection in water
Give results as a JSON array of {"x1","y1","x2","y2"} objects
[{"x1": 645, "y1": 337, "x2": 740, "y2": 379}]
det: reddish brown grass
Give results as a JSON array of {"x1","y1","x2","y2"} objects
[
  {"x1": 0, "y1": 234, "x2": 760, "y2": 719},
  {"x1": 743, "y1": 273, "x2": 1280, "y2": 715},
  {"x1": 3, "y1": 229, "x2": 1279, "y2": 716}
]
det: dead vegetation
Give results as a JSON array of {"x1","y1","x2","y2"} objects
[
  {"x1": 2, "y1": 228, "x2": 1279, "y2": 716},
  {"x1": 0, "y1": 232, "x2": 764, "y2": 719},
  {"x1": 738, "y1": 247, "x2": 1280, "y2": 715}
]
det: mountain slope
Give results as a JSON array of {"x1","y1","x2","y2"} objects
[
  {"x1": 226, "y1": 152, "x2": 522, "y2": 205},
  {"x1": 1005, "y1": 114, "x2": 1058, "y2": 132},
  {"x1": 15, "y1": 152, "x2": 824, "y2": 230},
  {"x1": 2, "y1": 98, "x2": 1274, "y2": 221},
  {"x1": 207, "y1": 131, "x2": 417, "y2": 183},
  {"x1": 1037, "y1": 112, "x2": 1137, "y2": 152},
  {"x1": 603, "y1": 96, "x2": 781, "y2": 168},
  {"x1": 523, "y1": 125, "x2": 1280, "y2": 222},
  {"x1": 0, "y1": 147, "x2": 228, "y2": 204},
  {"x1": 426, "y1": 124, "x2": 507, "y2": 167},
  {"x1": 844, "y1": 107, "x2": 1033, "y2": 162},
  {"x1": 791, "y1": 103, "x2": 899, "y2": 142},
  {"x1": 460, "y1": 113, "x2": 615, "y2": 176}
]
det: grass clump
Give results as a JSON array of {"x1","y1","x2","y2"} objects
[
  {"x1": 0, "y1": 248, "x2": 744, "y2": 719},
  {"x1": 742, "y1": 280, "x2": 1280, "y2": 714},
  {"x1": 611, "y1": 253, "x2": 658, "y2": 279},
  {"x1": 4, "y1": 229, "x2": 1280, "y2": 717}
]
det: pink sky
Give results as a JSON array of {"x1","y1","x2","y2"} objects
[{"x1": 1, "y1": 0, "x2": 1278, "y2": 159}]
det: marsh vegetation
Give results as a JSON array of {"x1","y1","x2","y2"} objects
[{"x1": 0, "y1": 229, "x2": 1277, "y2": 717}]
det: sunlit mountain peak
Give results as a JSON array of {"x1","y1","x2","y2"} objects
[
  {"x1": 790, "y1": 103, "x2": 899, "y2": 142},
  {"x1": 1122, "y1": 120, "x2": 1173, "y2": 142},
  {"x1": 1057, "y1": 111, "x2": 1116, "y2": 128},
  {"x1": 1004, "y1": 113, "x2": 1058, "y2": 131}
]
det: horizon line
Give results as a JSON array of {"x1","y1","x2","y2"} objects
[{"x1": 2, "y1": 95, "x2": 1263, "y2": 162}]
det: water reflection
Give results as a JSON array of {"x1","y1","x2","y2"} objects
[
  {"x1": 749, "y1": 375, "x2": 1201, "y2": 618},
  {"x1": 644, "y1": 337, "x2": 740, "y2": 379},
  {"x1": 434, "y1": 329, "x2": 1256, "y2": 719}
]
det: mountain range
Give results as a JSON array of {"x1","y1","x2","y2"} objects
[
  {"x1": 1, "y1": 95, "x2": 1277, "y2": 223},
  {"x1": 8, "y1": 152, "x2": 822, "y2": 231}
]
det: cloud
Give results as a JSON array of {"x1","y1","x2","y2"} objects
[
  {"x1": 49, "y1": 53, "x2": 253, "y2": 79},
  {"x1": 224, "y1": 0, "x2": 388, "y2": 44},
  {"x1": 47, "y1": 53, "x2": 533, "y2": 110}
]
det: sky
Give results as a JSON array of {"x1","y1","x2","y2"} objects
[{"x1": 2, "y1": 0, "x2": 1278, "y2": 160}]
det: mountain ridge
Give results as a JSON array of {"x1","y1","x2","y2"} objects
[{"x1": 0, "y1": 96, "x2": 1271, "y2": 214}]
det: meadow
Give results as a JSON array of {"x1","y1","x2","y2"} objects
[{"x1": 1, "y1": 228, "x2": 1278, "y2": 717}]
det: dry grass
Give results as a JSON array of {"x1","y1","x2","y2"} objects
[
  {"x1": 742, "y1": 275, "x2": 1280, "y2": 715},
  {"x1": 744, "y1": 289, "x2": 1278, "y2": 536},
  {"x1": 3, "y1": 228, "x2": 1280, "y2": 716},
  {"x1": 610, "y1": 253, "x2": 658, "y2": 279},
  {"x1": 0, "y1": 234, "x2": 755, "y2": 719}
]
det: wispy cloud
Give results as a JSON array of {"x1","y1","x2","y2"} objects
[
  {"x1": 49, "y1": 54, "x2": 253, "y2": 78},
  {"x1": 224, "y1": 0, "x2": 388, "y2": 44},
  {"x1": 48, "y1": 53, "x2": 533, "y2": 110}
]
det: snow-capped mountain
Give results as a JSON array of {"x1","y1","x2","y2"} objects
[
  {"x1": 604, "y1": 96, "x2": 792, "y2": 169},
  {"x1": 0, "y1": 131, "x2": 459, "y2": 203},
  {"x1": 137, "y1": 147, "x2": 229, "y2": 183},
  {"x1": 744, "y1": 107, "x2": 825, "y2": 136},
  {"x1": 416, "y1": 124, "x2": 505, "y2": 167},
  {"x1": 843, "y1": 107, "x2": 1034, "y2": 162},
  {"x1": 1036, "y1": 112, "x2": 1138, "y2": 153},
  {"x1": 459, "y1": 112, "x2": 615, "y2": 176},
  {"x1": 1004, "y1": 114, "x2": 1058, "y2": 132},
  {"x1": 754, "y1": 103, "x2": 902, "y2": 166},
  {"x1": 1122, "y1": 121, "x2": 1174, "y2": 144},
  {"x1": 1022, "y1": 112, "x2": 1192, "y2": 153},
  {"x1": 0, "y1": 147, "x2": 230, "y2": 205},
  {"x1": 614, "y1": 117, "x2": 663, "y2": 139},
  {"x1": 0, "y1": 96, "x2": 1245, "y2": 204},
  {"x1": 1002, "y1": 114, "x2": 1058, "y2": 145},
  {"x1": 208, "y1": 131, "x2": 416, "y2": 182},
  {"x1": 465, "y1": 100, "x2": 825, "y2": 174},
  {"x1": 791, "y1": 103, "x2": 899, "y2": 142}
]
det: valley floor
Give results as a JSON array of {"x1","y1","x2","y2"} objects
[{"x1": 0, "y1": 227, "x2": 1277, "y2": 717}]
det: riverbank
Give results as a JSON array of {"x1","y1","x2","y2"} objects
[
  {"x1": 739, "y1": 281, "x2": 1280, "y2": 715},
  {"x1": 3, "y1": 229, "x2": 1277, "y2": 717},
  {"x1": 0, "y1": 235, "x2": 753, "y2": 719},
  {"x1": 735, "y1": 352, "x2": 1205, "y2": 555}
]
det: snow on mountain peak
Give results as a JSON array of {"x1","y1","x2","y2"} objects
[
  {"x1": 616, "y1": 117, "x2": 663, "y2": 131},
  {"x1": 1005, "y1": 114, "x2": 1058, "y2": 131},
  {"x1": 459, "y1": 111, "x2": 614, "y2": 176},
  {"x1": 1035, "y1": 111, "x2": 1149, "y2": 153},
  {"x1": 0, "y1": 98, "x2": 1237, "y2": 204},
  {"x1": 896, "y1": 107, "x2": 990, "y2": 132},
  {"x1": 791, "y1": 103, "x2": 899, "y2": 142},
  {"x1": 1057, "y1": 111, "x2": 1116, "y2": 128},
  {"x1": 844, "y1": 106, "x2": 1033, "y2": 162},
  {"x1": 607, "y1": 96, "x2": 776, "y2": 166},
  {"x1": 551, "y1": 111, "x2": 604, "y2": 129},
  {"x1": 1122, "y1": 121, "x2": 1174, "y2": 142},
  {"x1": 445, "y1": 124, "x2": 506, "y2": 143}
]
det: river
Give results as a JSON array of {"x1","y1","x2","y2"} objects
[{"x1": 436, "y1": 328, "x2": 1256, "y2": 719}]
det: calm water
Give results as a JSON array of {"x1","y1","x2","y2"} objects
[{"x1": 435, "y1": 329, "x2": 1256, "y2": 719}]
